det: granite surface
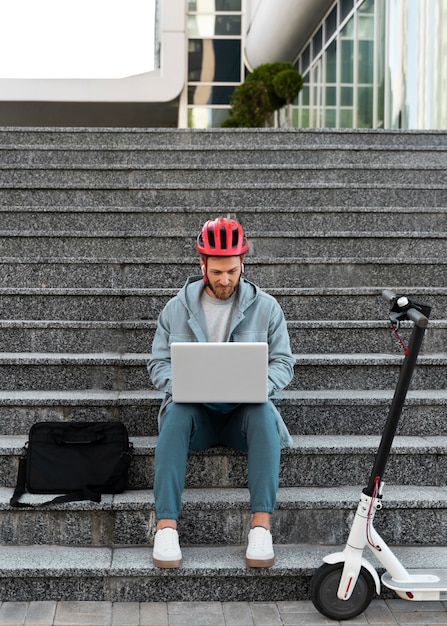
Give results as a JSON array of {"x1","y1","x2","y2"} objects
[{"x1": 0, "y1": 127, "x2": 446, "y2": 602}]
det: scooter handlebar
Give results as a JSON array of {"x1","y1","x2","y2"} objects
[{"x1": 382, "y1": 290, "x2": 429, "y2": 328}]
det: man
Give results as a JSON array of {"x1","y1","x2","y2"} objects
[{"x1": 147, "y1": 217, "x2": 295, "y2": 569}]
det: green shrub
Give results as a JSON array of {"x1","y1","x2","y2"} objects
[{"x1": 221, "y1": 62, "x2": 303, "y2": 128}]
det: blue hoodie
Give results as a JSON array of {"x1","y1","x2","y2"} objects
[{"x1": 147, "y1": 275, "x2": 295, "y2": 448}]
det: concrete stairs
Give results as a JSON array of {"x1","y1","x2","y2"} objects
[{"x1": 0, "y1": 127, "x2": 446, "y2": 601}]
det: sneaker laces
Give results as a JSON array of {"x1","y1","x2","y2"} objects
[
  {"x1": 157, "y1": 527, "x2": 179, "y2": 551},
  {"x1": 250, "y1": 527, "x2": 271, "y2": 550}
]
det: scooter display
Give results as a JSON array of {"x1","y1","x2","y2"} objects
[{"x1": 310, "y1": 289, "x2": 443, "y2": 621}]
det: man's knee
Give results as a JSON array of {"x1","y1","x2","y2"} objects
[
  {"x1": 243, "y1": 403, "x2": 279, "y2": 438},
  {"x1": 159, "y1": 403, "x2": 195, "y2": 436}
]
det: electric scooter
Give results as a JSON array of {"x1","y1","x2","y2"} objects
[{"x1": 310, "y1": 289, "x2": 444, "y2": 621}]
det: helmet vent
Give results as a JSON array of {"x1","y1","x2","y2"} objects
[
  {"x1": 219, "y1": 226, "x2": 227, "y2": 249},
  {"x1": 207, "y1": 228, "x2": 216, "y2": 248}
]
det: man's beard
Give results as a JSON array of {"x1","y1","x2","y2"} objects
[{"x1": 208, "y1": 282, "x2": 238, "y2": 300}]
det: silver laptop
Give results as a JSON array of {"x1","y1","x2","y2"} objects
[{"x1": 171, "y1": 342, "x2": 269, "y2": 404}]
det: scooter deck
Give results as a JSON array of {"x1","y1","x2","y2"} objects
[{"x1": 383, "y1": 569, "x2": 447, "y2": 593}]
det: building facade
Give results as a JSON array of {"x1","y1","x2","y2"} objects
[
  {"x1": 185, "y1": 0, "x2": 244, "y2": 129},
  {"x1": 186, "y1": 0, "x2": 447, "y2": 130},
  {"x1": 0, "y1": 0, "x2": 446, "y2": 129},
  {"x1": 292, "y1": 0, "x2": 447, "y2": 130}
]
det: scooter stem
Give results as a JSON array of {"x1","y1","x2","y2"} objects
[{"x1": 364, "y1": 319, "x2": 428, "y2": 497}]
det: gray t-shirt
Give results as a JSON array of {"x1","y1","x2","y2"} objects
[{"x1": 201, "y1": 289, "x2": 237, "y2": 342}]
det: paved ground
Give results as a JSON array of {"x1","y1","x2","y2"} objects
[{"x1": 0, "y1": 600, "x2": 447, "y2": 625}]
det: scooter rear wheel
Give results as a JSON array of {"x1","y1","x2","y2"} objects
[{"x1": 310, "y1": 562, "x2": 376, "y2": 620}]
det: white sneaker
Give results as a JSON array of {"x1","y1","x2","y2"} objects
[
  {"x1": 152, "y1": 527, "x2": 182, "y2": 568},
  {"x1": 245, "y1": 526, "x2": 275, "y2": 568}
]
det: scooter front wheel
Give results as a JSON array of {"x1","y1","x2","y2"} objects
[{"x1": 310, "y1": 562, "x2": 376, "y2": 620}]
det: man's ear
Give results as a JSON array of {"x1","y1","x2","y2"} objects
[{"x1": 201, "y1": 265, "x2": 205, "y2": 275}]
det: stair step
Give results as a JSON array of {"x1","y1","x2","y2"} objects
[
  {"x1": 289, "y1": 320, "x2": 446, "y2": 353},
  {"x1": 0, "y1": 389, "x2": 160, "y2": 436},
  {"x1": 0, "y1": 319, "x2": 445, "y2": 353},
  {"x1": 0, "y1": 543, "x2": 339, "y2": 602},
  {"x1": 0, "y1": 287, "x2": 176, "y2": 321},
  {"x1": 1, "y1": 206, "x2": 446, "y2": 233},
  {"x1": 2, "y1": 146, "x2": 447, "y2": 167},
  {"x1": 2, "y1": 434, "x2": 447, "y2": 489},
  {"x1": 1, "y1": 165, "x2": 447, "y2": 189},
  {"x1": 0, "y1": 127, "x2": 446, "y2": 149},
  {"x1": 0, "y1": 184, "x2": 445, "y2": 211},
  {"x1": 2, "y1": 484, "x2": 447, "y2": 547},
  {"x1": 0, "y1": 286, "x2": 444, "y2": 320},
  {"x1": 0, "y1": 351, "x2": 445, "y2": 391},
  {"x1": 1, "y1": 257, "x2": 446, "y2": 288},
  {"x1": 1, "y1": 230, "x2": 446, "y2": 259},
  {"x1": 0, "y1": 543, "x2": 446, "y2": 602},
  {"x1": 278, "y1": 389, "x2": 447, "y2": 436},
  {"x1": 0, "y1": 389, "x2": 446, "y2": 438},
  {"x1": 294, "y1": 353, "x2": 446, "y2": 390}
]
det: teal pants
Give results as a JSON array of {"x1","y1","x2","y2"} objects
[{"x1": 154, "y1": 402, "x2": 281, "y2": 520}]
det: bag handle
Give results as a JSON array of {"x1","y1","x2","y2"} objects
[{"x1": 53, "y1": 424, "x2": 106, "y2": 445}]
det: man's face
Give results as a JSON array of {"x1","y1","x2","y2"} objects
[{"x1": 201, "y1": 256, "x2": 242, "y2": 300}]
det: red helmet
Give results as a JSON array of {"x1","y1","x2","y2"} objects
[{"x1": 196, "y1": 217, "x2": 249, "y2": 256}]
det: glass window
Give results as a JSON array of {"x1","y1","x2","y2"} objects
[
  {"x1": 188, "y1": 40, "x2": 204, "y2": 82},
  {"x1": 188, "y1": 39, "x2": 241, "y2": 82},
  {"x1": 313, "y1": 26, "x2": 323, "y2": 58},
  {"x1": 188, "y1": 15, "x2": 241, "y2": 37},
  {"x1": 341, "y1": 39, "x2": 354, "y2": 83},
  {"x1": 212, "y1": 108, "x2": 234, "y2": 127},
  {"x1": 325, "y1": 6, "x2": 338, "y2": 42},
  {"x1": 188, "y1": 107, "x2": 232, "y2": 129},
  {"x1": 291, "y1": 108, "x2": 299, "y2": 128},
  {"x1": 341, "y1": 0, "x2": 354, "y2": 22},
  {"x1": 357, "y1": 86, "x2": 374, "y2": 127},
  {"x1": 301, "y1": 44, "x2": 311, "y2": 73},
  {"x1": 326, "y1": 40, "x2": 337, "y2": 83},
  {"x1": 215, "y1": 15, "x2": 241, "y2": 35},
  {"x1": 326, "y1": 86, "x2": 336, "y2": 106},
  {"x1": 301, "y1": 84, "x2": 310, "y2": 106},
  {"x1": 293, "y1": 0, "x2": 384, "y2": 130},
  {"x1": 358, "y1": 40, "x2": 374, "y2": 83},
  {"x1": 375, "y1": 0, "x2": 386, "y2": 127},
  {"x1": 358, "y1": 15, "x2": 374, "y2": 38},
  {"x1": 188, "y1": 84, "x2": 236, "y2": 105},
  {"x1": 325, "y1": 109, "x2": 337, "y2": 127},
  {"x1": 213, "y1": 39, "x2": 241, "y2": 81},
  {"x1": 188, "y1": 16, "x2": 213, "y2": 37},
  {"x1": 340, "y1": 109, "x2": 353, "y2": 127},
  {"x1": 188, "y1": 0, "x2": 241, "y2": 10},
  {"x1": 359, "y1": 0, "x2": 374, "y2": 13},
  {"x1": 341, "y1": 86, "x2": 353, "y2": 106},
  {"x1": 300, "y1": 109, "x2": 310, "y2": 128},
  {"x1": 341, "y1": 19, "x2": 354, "y2": 39}
]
